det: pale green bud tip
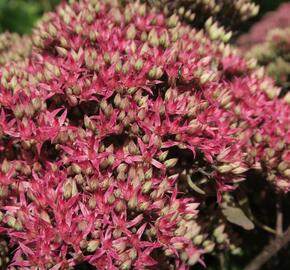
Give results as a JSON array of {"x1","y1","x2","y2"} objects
[
  {"x1": 86, "y1": 240, "x2": 100, "y2": 252},
  {"x1": 164, "y1": 158, "x2": 178, "y2": 168},
  {"x1": 134, "y1": 58, "x2": 143, "y2": 71},
  {"x1": 126, "y1": 25, "x2": 137, "y2": 40},
  {"x1": 167, "y1": 14, "x2": 179, "y2": 28},
  {"x1": 63, "y1": 182, "x2": 72, "y2": 199}
]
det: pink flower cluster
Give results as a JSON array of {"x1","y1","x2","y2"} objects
[
  {"x1": 237, "y1": 2, "x2": 290, "y2": 49},
  {"x1": 0, "y1": 0, "x2": 289, "y2": 269}
]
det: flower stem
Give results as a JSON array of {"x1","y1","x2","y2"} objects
[{"x1": 244, "y1": 225, "x2": 290, "y2": 270}]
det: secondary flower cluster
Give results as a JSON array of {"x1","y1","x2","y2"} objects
[
  {"x1": 125, "y1": 0, "x2": 259, "y2": 30},
  {"x1": 237, "y1": 3, "x2": 290, "y2": 90},
  {"x1": 0, "y1": 32, "x2": 31, "y2": 66},
  {"x1": 0, "y1": 0, "x2": 289, "y2": 269},
  {"x1": 237, "y1": 2, "x2": 290, "y2": 50}
]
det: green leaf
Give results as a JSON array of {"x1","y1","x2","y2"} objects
[{"x1": 222, "y1": 206, "x2": 255, "y2": 230}]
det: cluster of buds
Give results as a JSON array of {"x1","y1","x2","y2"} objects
[
  {"x1": 0, "y1": 0, "x2": 289, "y2": 269},
  {"x1": 204, "y1": 17, "x2": 232, "y2": 42},
  {"x1": 124, "y1": 0, "x2": 259, "y2": 31},
  {"x1": 237, "y1": 2, "x2": 290, "y2": 94},
  {"x1": 0, "y1": 32, "x2": 31, "y2": 66},
  {"x1": 240, "y1": 27, "x2": 290, "y2": 91},
  {"x1": 237, "y1": 2, "x2": 290, "y2": 50}
]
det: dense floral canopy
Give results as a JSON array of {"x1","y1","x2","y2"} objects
[{"x1": 0, "y1": 0, "x2": 289, "y2": 269}]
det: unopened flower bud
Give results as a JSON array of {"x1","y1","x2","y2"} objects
[
  {"x1": 126, "y1": 25, "x2": 137, "y2": 40},
  {"x1": 134, "y1": 58, "x2": 143, "y2": 72},
  {"x1": 87, "y1": 240, "x2": 100, "y2": 253},
  {"x1": 193, "y1": 235, "x2": 203, "y2": 245},
  {"x1": 32, "y1": 97, "x2": 42, "y2": 111},
  {"x1": 148, "y1": 29, "x2": 159, "y2": 47},
  {"x1": 0, "y1": 185, "x2": 9, "y2": 199},
  {"x1": 167, "y1": 14, "x2": 179, "y2": 28},
  {"x1": 94, "y1": 2, "x2": 100, "y2": 13},
  {"x1": 120, "y1": 260, "x2": 132, "y2": 270},
  {"x1": 88, "y1": 177, "x2": 98, "y2": 191},
  {"x1": 278, "y1": 161, "x2": 288, "y2": 172},
  {"x1": 128, "y1": 196, "x2": 138, "y2": 209},
  {"x1": 1, "y1": 159, "x2": 10, "y2": 174},
  {"x1": 217, "y1": 164, "x2": 233, "y2": 173},
  {"x1": 48, "y1": 23, "x2": 57, "y2": 37},
  {"x1": 72, "y1": 163, "x2": 82, "y2": 174},
  {"x1": 148, "y1": 66, "x2": 157, "y2": 79},
  {"x1": 158, "y1": 151, "x2": 169, "y2": 162},
  {"x1": 63, "y1": 181, "x2": 72, "y2": 199},
  {"x1": 159, "y1": 31, "x2": 170, "y2": 48},
  {"x1": 7, "y1": 215, "x2": 16, "y2": 228},
  {"x1": 141, "y1": 31, "x2": 147, "y2": 42},
  {"x1": 203, "y1": 240, "x2": 215, "y2": 253},
  {"x1": 164, "y1": 158, "x2": 178, "y2": 169},
  {"x1": 145, "y1": 168, "x2": 153, "y2": 179},
  {"x1": 80, "y1": 239, "x2": 88, "y2": 249},
  {"x1": 128, "y1": 248, "x2": 137, "y2": 260},
  {"x1": 139, "y1": 201, "x2": 150, "y2": 211},
  {"x1": 188, "y1": 253, "x2": 200, "y2": 266}
]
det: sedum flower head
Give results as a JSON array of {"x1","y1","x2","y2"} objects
[
  {"x1": 0, "y1": 0, "x2": 289, "y2": 269},
  {"x1": 237, "y1": 3, "x2": 290, "y2": 93},
  {"x1": 238, "y1": 2, "x2": 290, "y2": 50}
]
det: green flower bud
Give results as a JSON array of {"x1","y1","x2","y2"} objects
[
  {"x1": 164, "y1": 158, "x2": 178, "y2": 168},
  {"x1": 48, "y1": 23, "x2": 57, "y2": 37},
  {"x1": 120, "y1": 260, "x2": 132, "y2": 270},
  {"x1": 145, "y1": 168, "x2": 153, "y2": 179},
  {"x1": 193, "y1": 235, "x2": 203, "y2": 245},
  {"x1": 148, "y1": 29, "x2": 159, "y2": 47},
  {"x1": 167, "y1": 14, "x2": 179, "y2": 28},
  {"x1": 126, "y1": 25, "x2": 137, "y2": 40},
  {"x1": 188, "y1": 253, "x2": 200, "y2": 266},
  {"x1": 72, "y1": 163, "x2": 82, "y2": 174},
  {"x1": 32, "y1": 97, "x2": 43, "y2": 111},
  {"x1": 213, "y1": 224, "x2": 225, "y2": 238},
  {"x1": 159, "y1": 31, "x2": 170, "y2": 48},
  {"x1": 63, "y1": 181, "x2": 72, "y2": 199},
  {"x1": 89, "y1": 30, "x2": 99, "y2": 42},
  {"x1": 0, "y1": 186, "x2": 9, "y2": 199},
  {"x1": 158, "y1": 150, "x2": 169, "y2": 162},
  {"x1": 278, "y1": 161, "x2": 288, "y2": 172},
  {"x1": 142, "y1": 180, "x2": 152, "y2": 194},
  {"x1": 87, "y1": 240, "x2": 100, "y2": 253},
  {"x1": 217, "y1": 164, "x2": 233, "y2": 173},
  {"x1": 80, "y1": 239, "x2": 88, "y2": 249},
  {"x1": 128, "y1": 196, "x2": 138, "y2": 209},
  {"x1": 134, "y1": 58, "x2": 143, "y2": 72},
  {"x1": 141, "y1": 31, "x2": 147, "y2": 42},
  {"x1": 94, "y1": 2, "x2": 100, "y2": 14},
  {"x1": 148, "y1": 66, "x2": 157, "y2": 79},
  {"x1": 129, "y1": 248, "x2": 137, "y2": 260},
  {"x1": 89, "y1": 178, "x2": 98, "y2": 191},
  {"x1": 1, "y1": 159, "x2": 10, "y2": 174},
  {"x1": 7, "y1": 216, "x2": 16, "y2": 228},
  {"x1": 14, "y1": 220, "x2": 23, "y2": 231},
  {"x1": 139, "y1": 201, "x2": 150, "y2": 211}
]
